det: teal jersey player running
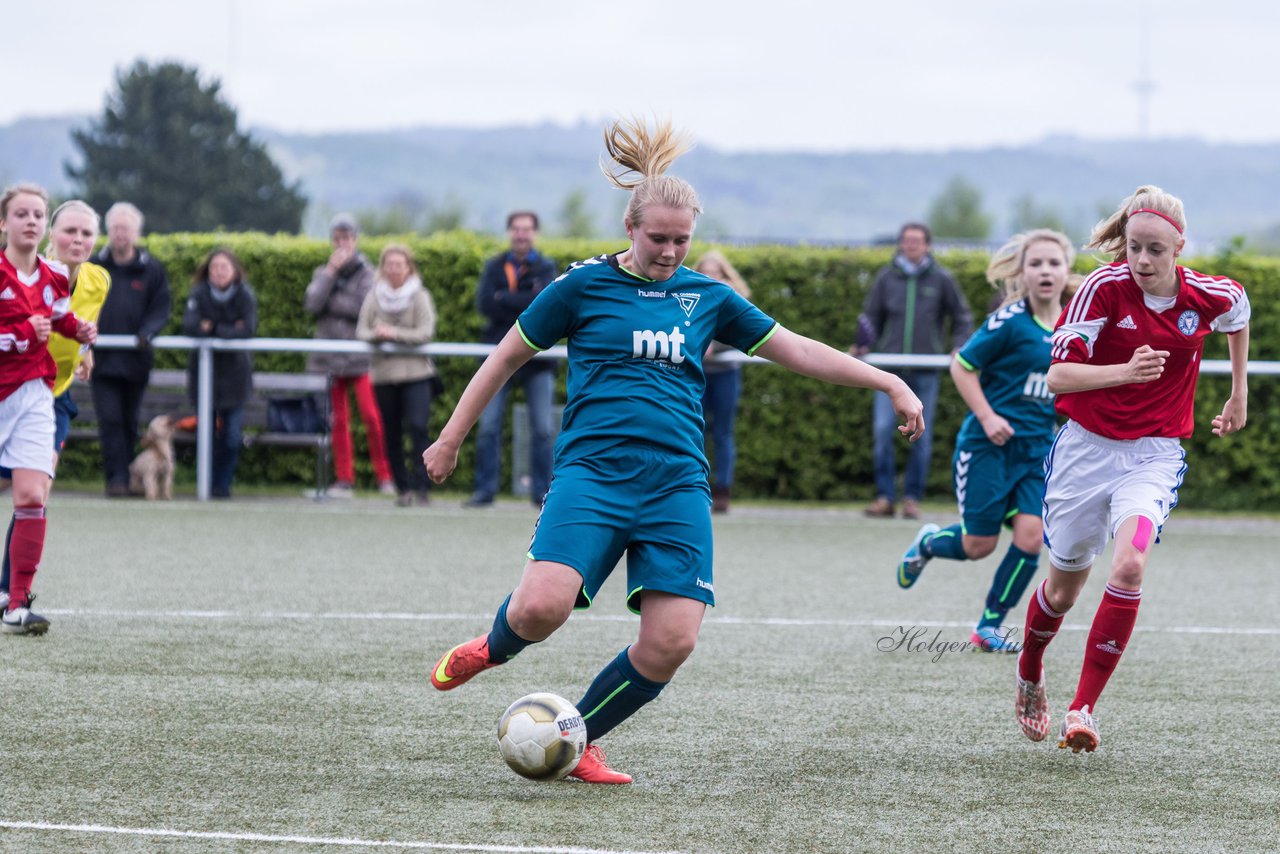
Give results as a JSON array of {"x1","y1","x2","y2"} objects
[
  {"x1": 423, "y1": 117, "x2": 925, "y2": 785},
  {"x1": 954, "y1": 299, "x2": 1056, "y2": 452},
  {"x1": 519, "y1": 253, "x2": 777, "y2": 469},
  {"x1": 897, "y1": 230, "x2": 1073, "y2": 654}
]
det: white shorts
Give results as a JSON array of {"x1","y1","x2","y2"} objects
[
  {"x1": 0, "y1": 379, "x2": 56, "y2": 478},
  {"x1": 1042, "y1": 420, "x2": 1185, "y2": 570}
]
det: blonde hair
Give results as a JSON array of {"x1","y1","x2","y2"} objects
[
  {"x1": 0, "y1": 182, "x2": 49, "y2": 221},
  {"x1": 104, "y1": 201, "x2": 144, "y2": 232},
  {"x1": 986, "y1": 229, "x2": 1075, "y2": 307},
  {"x1": 44, "y1": 200, "x2": 101, "y2": 263},
  {"x1": 378, "y1": 243, "x2": 418, "y2": 278},
  {"x1": 601, "y1": 116, "x2": 702, "y2": 228},
  {"x1": 1087, "y1": 185, "x2": 1186, "y2": 262},
  {"x1": 694, "y1": 250, "x2": 751, "y2": 299}
]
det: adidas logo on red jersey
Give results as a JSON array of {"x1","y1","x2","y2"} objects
[
  {"x1": 1116, "y1": 315, "x2": 1137, "y2": 330},
  {"x1": 0, "y1": 287, "x2": 15, "y2": 300}
]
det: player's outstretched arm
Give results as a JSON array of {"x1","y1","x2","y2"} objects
[
  {"x1": 423, "y1": 327, "x2": 538, "y2": 483},
  {"x1": 755, "y1": 326, "x2": 924, "y2": 441},
  {"x1": 1212, "y1": 325, "x2": 1250, "y2": 437},
  {"x1": 1047, "y1": 344, "x2": 1169, "y2": 394}
]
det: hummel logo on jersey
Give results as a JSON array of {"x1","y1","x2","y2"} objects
[
  {"x1": 1116, "y1": 315, "x2": 1137, "y2": 330},
  {"x1": 633, "y1": 326, "x2": 686, "y2": 364},
  {"x1": 637, "y1": 289, "x2": 667, "y2": 298},
  {"x1": 0, "y1": 287, "x2": 14, "y2": 300},
  {"x1": 1095, "y1": 639, "x2": 1123, "y2": 655},
  {"x1": 673, "y1": 292, "x2": 701, "y2": 317}
]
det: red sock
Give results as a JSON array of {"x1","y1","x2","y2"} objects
[
  {"x1": 1070, "y1": 584, "x2": 1141, "y2": 712},
  {"x1": 1018, "y1": 580, "x2": 1067, "y2": 682},
  {"x1": 6, "y1": 505, "x2": 46, "y2": 611}
]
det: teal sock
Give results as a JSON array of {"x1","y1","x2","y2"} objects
[
  {"x1": 577, "y1": 647, "x2": 667, "y2": 742},
  {"x1": 487, "y1": 594, "x2": 536, "y2": 662},
  {"x1": 923, "y1": 524, "x2": 967, "y2": 560},
  {"x1": 978, "y1": 544, "x2": 1040, "y2": 629}
]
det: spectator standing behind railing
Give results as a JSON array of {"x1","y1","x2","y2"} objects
[
  {"x1": 854, "y1": 222, "x2": 972, "y2": 519},
  {"x1": 91, "y1": 202, "x2": 171, "y2": 497},
  {"x1": 182, "y1": 249, "x2": 258, "y2": 499},
  {"x1": 693, "y1": 251, "x2": 750, "y2": 513},
  {"x1": 465, "y1": 211, "x2": 559, "y2": 509},
  {"x1": 304, "y1": 214, "x2": 395, "y2": 499},
  {"x1": 356, "y1": 244, "x2": 439, "y2": 507}
]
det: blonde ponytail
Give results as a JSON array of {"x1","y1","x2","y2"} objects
[{"x1": 601, "y1": 116, "x2": 702, "y2": 227}]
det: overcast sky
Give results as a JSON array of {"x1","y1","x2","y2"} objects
[{"x1": 6, "y1": 0, "x2": 1278, "y2": 152}]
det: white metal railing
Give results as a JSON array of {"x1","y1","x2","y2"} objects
[{"x1": 91, "y1": 334, "x2": 1277, "y2": 500}]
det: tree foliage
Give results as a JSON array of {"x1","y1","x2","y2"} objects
[
  {"x1": 67, "y1": 61, "x2": 306, "y2": 233},
  {"x1": 927, "y1": 176, "x2": 992, "y2": 240},
  {"x1": 556, "y1": 188, "x2": 596, "y2": 238},
  {"x1": 1008, "y1": 193, "x2": 1070, "y2": 237}
]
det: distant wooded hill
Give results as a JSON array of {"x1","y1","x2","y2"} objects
[{"x1": 4, "y1": 115, "x2": 1278, "y2": 247}]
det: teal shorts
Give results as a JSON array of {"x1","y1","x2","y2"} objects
[
  {"x1": 529, "y1": 444, "x2": 714, "y2": 614},
  {"x1": 954, "y1": 439, "x2": 1048, "y2": 537}
]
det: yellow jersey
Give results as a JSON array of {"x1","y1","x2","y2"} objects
[{"x1": 49, "y1": 261, "x2": 111, "y2": 397}]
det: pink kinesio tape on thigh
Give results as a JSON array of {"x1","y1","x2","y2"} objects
[{"x1": 1131, "y1": 516, "x2": 1154, "y2": 552}]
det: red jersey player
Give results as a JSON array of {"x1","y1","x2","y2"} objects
[
  {"x1": 0, "y1": 183, "x2": 97, "y2": 635},
  {"x1": 1013, "y1": 185, "x2": 1250, "y2": 752}
]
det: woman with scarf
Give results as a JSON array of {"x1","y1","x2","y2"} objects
[
  {"x1": 357, "y1": 244, "x2": 439, "y2": 506},
  {"x1": 182, "y1": 248, "x2": 258, "y2": 499}
]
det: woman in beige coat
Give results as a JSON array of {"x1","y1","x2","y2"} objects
[{"x1": 356, "y1": 244, "x2": 439, "y2": 505}]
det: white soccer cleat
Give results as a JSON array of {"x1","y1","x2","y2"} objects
[
  {"x1": 1058, "y1": 705, "x2": 1100, "y2": 753},
  {"x1": 1015, "y1": 656, "x2": 1050, "y2": 742},
  {"x1": 2, "y1": 604, "x2": 50, "y2": 636}
]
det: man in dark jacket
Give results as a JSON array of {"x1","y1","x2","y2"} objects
[
  {"x1": 304, "y1": 214, "x2": 393, "y2": 498},
  {"x1": 92, "y1": 202, "x2": 172, "y2": 497},
  {"x1": 465, "y1": 211, "x2": 559, "y2": 508},
  {"x1": 855, "y1": 222, "x2": 972, "y2": 519}
]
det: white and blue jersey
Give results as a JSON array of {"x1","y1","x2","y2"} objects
[{"x1": 517, "y1": 254, "x2": 778, "y2": 472}]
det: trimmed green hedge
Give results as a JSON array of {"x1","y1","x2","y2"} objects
[{"x1": 57, "y1": 233, "x2": 1280, "y2": 510}]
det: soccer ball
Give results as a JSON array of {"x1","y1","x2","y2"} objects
[{"x1": 496, "y1": 692, "x2": 587, "y2": 781}]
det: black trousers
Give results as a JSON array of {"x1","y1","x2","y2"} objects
[
  {"x1": 92, "y1": 375, "x2": 148, "y2": 488},
  {"x1": 374, "y1": 379, "x2": 434, "y2": 495}
]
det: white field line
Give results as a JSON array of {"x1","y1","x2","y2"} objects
[
  {"x1": 0, "y1": 821, "x2": 688, "y2": 854},
  {"x1": 41, "y1": 608, "x2": 1280, "y2": 636}
]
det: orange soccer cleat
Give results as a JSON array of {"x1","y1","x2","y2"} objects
[
  {"x1": 430, "y1": 635, "x2": 500, "y2": 691},
  {"x1": 566, "y1": 744, "x2": 632, "y2": 784}
]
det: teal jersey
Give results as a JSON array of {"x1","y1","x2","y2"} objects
[
  {"x1": 954, "y1": 299, "x2": 1056, "y2": 449},
  {"x1": 517, "y1": 253, "x2": 778, "y2": 467}
]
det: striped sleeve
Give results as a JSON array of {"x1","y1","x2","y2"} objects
[{"x1": 1051, "y1": 265, "x2": 1122, "y2": 363}]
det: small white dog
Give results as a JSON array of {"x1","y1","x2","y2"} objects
[{"x1": 129, "y1": 414, "x2": 175, "y2": 500}]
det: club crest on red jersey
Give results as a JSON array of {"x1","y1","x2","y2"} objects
[
  {"x1": 42, "y1": 285, "x2": 55, "y2": 307},
  {"x1": 1176, "y1": 310, "x2": 1200, "y2": 336}
]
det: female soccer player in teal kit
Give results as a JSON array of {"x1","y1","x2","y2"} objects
[
  {"x1": 895, "y1": 230, "x2": 1073, "y2": 652},
  {"x1": 423, "y1": 117, "x2": 924, "y2": 784}
]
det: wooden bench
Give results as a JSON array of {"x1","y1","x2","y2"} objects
[{"x1": 69, "y1": 369, "x2": 333, "y2": 493}]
